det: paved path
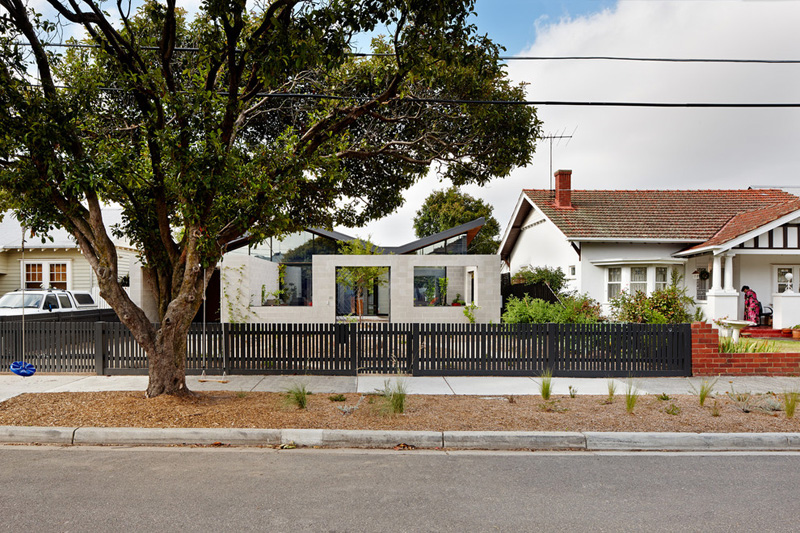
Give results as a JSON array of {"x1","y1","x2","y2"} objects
[{"x1": 2, "y1": 373, "x2": 799, "y2": 402}]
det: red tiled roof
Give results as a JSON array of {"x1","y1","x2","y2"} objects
[
  {"x1": 683, "y1": 198, "x2": 800, "y2": 252},
  {"x1": 523, "y1": 189, "x2": 798, "y2": 241}
]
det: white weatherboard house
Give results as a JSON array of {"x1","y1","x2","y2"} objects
[
  {"x1": 499, "y1": 170, "x2": 800, "y2": 328},
  {"x1": 0, "y1": 210, "x2": 136, "y2": 304}
]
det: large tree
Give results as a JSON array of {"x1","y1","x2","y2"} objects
[
  {"x1": 0, "y1": 0, "x2": 540, "y2": 397},
  {"x1": 413, "y1": 187, "x2": 501, "y2": 254}
]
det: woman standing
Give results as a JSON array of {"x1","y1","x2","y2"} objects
[{"x1": 742, "y1": 285, "x2": 760, "y2": 322}]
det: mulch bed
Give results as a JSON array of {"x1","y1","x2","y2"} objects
[{"x1": 1, "y1": 391, "x2": 799, "y2": 433}]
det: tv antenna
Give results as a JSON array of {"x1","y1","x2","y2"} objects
[{"x1": 542, "y1": 126, "x2": 577, "y2": 189}]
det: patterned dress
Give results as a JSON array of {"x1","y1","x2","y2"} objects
[{"x1": 743, "y1": 288, "x2": 760, "y2": 322}]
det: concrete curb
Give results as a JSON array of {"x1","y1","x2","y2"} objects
[
  {"x1": 442, "y1": 431, "x2": 585, "y2": 450},
  {"x1": 3, "y1": 426, "x2": 800, "y2": 451}
]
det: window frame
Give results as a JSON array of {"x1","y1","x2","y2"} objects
[
  {"x1": 604, "y1": 264, "x2": 678, "y2": 303},
  {"x1": 774, "y1": 265, "x2": 800, "y2": 293},
  {"x1": 21, "y1": 260, "x2": 72, "y2": 290}
]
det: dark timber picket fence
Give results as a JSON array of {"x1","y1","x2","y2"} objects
[{"x1": 0, "y1": 321, "x2": 692, "y2": 377}]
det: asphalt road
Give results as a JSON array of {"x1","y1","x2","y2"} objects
[{"x1": 1, "y1": 446, "x2": 799, "y2": 532}]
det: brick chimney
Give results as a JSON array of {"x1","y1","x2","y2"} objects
[{"x1": 554, "y1": 169, "x2": 572, "y2": 208}]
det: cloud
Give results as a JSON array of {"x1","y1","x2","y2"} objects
[{"x1": 350, "y1": 1, "x2": 800, "y2": 246}]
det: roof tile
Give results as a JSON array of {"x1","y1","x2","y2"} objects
[{"x1": 524, "y1": 189, "x2": 798, "y2": 241}]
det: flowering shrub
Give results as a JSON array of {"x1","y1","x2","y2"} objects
[{"x1": 610, "y1": 276, "x2": 697, "y2": 323}]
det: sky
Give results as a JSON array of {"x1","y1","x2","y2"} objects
[
  {"x1": 341, "y1": 0, "x2": 800, "y2": 246},
  {"x1": 20, "y1": 0, "x2": 800, "y2": 247}
]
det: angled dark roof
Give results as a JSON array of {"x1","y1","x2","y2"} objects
[{"x1": 227, "y1": 218, "x2": 486, "y2": 255}]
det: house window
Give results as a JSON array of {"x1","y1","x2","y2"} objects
[
  {"x1": 49, "y1": 264, "x2": 68, "y2": 290},
  {"x1": 25, "y1": 263, "x2": 43, "y2": 289},
  {"x1": 776, "y1": 266, "x2": 799, "y2": 293},
  {"x1": 696, "y1": 268, "x2": 709, "y2": 301},
  {"x1": 569, "y1": 265, "x2": 576, "y2": 277},
  {"x1": 414, "y1": 266, "x2": 448, "y2": 306},
  {"x1": 630, "y1": 267, "x2": 647, "y2": 294},
  {"x1": 607, "y1": 267, "x2": 622, "y2": 300},
  {"x1": 23, "y1": 261, "x2": 70, "y2": 290},
  {"x1": 655, "y1": 267, "x2": 669, "y2": 291},
  {"x1": 605, "y1": 264, "x2": 681, "y2": 302}
]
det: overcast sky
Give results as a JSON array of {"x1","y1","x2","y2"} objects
[
  {"x1": 342, "y1": 0, "x2": 800, "y2": 246},
  {"x1": 22, "y1": 1, "x2": 800, "y2": 247}
]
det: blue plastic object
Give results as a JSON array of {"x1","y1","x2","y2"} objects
[{"x1": 10, "y1": 361, "x2": 36, "y2": 377}]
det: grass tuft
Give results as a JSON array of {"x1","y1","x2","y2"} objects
[
  {"x1": 719, "y1": 338, "x2": 777, "y2": 353},
  {"x1": 568, "y1": 385, "x2": 578, "y2": 398},
  {"x1": 380, "y1": 379, "x2": 408, "y2": 414},
  {"x1": 624, "y1": 379, "x2": 640, "y2": 414},
  {"x1": 655, "y1": 392, "x2": 670, "y2": 401},
  {"x1": 285, "y1": 383, "x2": 311, "y2": 409},
  {"x1": 665, "y1": 403, "x2": 681, "y2": 416},
  {"x1": 538, "y1": 368, "x2": 553, "y2": 401},
  {"x1": 689, "y1": 377, "x2": 719, "y2": 406},
  {"x1": 328, "y1": 394, "x2": 346, "y2": 402},
  {"x1": 784, "y1": 390, "x2": 799, "y2": 419},
  {"x1": 604, "y1": 379, "x2": 617, "y2": 404}
]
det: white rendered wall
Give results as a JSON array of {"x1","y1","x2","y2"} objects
[
  {"x1": 578, "y1": 243, "x2": 687, "y2": 304},
  {"x1": 507, "y1": 208, "x2": 580, "y2": 292}
]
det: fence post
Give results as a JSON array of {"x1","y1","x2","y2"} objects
[
  {"x1": 547, "y1": 322, "x2": 557, "y2": 373},
  {"x1": 411, "y1": 323, "x2": 420, "y2": 376},
  {"x1": 222, "y1": 322, "x2": 230, "y2": 374},
  {"x1": 94, "y1": 322, "x2": 105, "y2": 375},
  {"x1": 349, "y1": 323, "x2": 358, "y2": 375}
]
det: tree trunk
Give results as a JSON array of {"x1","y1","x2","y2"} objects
[{"x1": 146, "y1": 319, "x2": 190, "y2": 397}]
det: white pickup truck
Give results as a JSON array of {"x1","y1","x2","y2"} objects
[{"x1": 0, "y1": 289, "x2": 98, "y2": 316}]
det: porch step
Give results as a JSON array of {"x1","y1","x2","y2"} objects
[{"x1": 740, "y1": 326, "x2": 793, "y2": 339}]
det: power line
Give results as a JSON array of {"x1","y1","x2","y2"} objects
[
  {"x1": 497, "y1": 55, "x2": 800, "y2": 64},
  {"x1": 13, "y1": 42, "x2": 800, "y2": 64},
  {"x1": 29, "y1": 86, "x2": 800, "y2": 107}
]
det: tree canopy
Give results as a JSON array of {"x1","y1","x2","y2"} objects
[
  {"x1": 0, "y1": 0, "x2": 540, "y2": 396},
  {"x1": 413, "y1": 187, "x2": 501, "y2": 254}
]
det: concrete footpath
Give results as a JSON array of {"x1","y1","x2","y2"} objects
[{"x1": 2, "y1": 374, "x2": 800, "y2": 451}]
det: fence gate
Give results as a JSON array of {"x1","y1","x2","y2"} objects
[{"x1": 353, "y1": 323, "x2": 414, "y2": 374}]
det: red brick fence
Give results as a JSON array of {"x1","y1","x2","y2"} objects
[{"x1": 692, "y1": 322, "x2": 800, "y2": 376}]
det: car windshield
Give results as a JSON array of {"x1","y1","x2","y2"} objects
[{"x1": 0, "y1": 293, "x2": 43, "y2": 309}]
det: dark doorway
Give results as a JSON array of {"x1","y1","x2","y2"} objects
[{"x1": 193, "y1": 268, "x2": 221, "y2": 323}]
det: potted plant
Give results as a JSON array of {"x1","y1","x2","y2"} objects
[
  {"x1": 792, "y1": 325, "x2": 800, "y2": 340},
  {"x1": 452, "y1": 293, "x2": 465, "y2": 306}
]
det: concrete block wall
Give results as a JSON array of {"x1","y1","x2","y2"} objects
[
  {"x1": 225, "y1": 253, "x2": 502, "y2": 324},
  {"x1": 692, "y1": 321, "x2": 800, "y2": 376}
]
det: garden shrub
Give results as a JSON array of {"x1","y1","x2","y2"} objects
[
  {"x1": 502, "y1": 294, "x2": 601, "y2": 324},
  {"x1": 610, "y1": 272, "x2": 697, "y2": 323},
  {"x1": 511, "y1": 265, "x2": 568, "y2": 294}
]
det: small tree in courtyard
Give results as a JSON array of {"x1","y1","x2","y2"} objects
[{"x1": 336, "y1": 238, "x2": 388, "y2": 320}]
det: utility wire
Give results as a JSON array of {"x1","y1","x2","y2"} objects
[
  {"x1": 33, "y1": 86, "x2": 800, "y2": 107},
  {"x1": 13, "y1": 42, "x2": 800, "y2": 64}
]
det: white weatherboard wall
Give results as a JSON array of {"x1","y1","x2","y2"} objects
[
  {"x1": 508, "y1": 206, "x2": 579, "y2": 291},
  {"x1": 228, "y1": 254, "x2": 501, "y2": 324}
]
